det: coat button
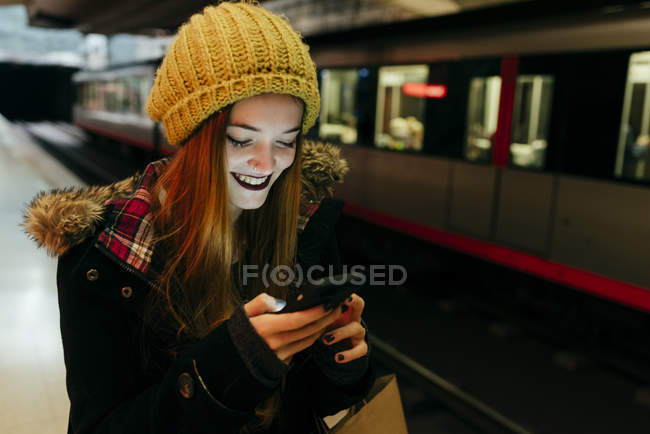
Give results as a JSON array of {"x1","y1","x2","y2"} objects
[
  {"x1": 86, "y1": 269, "x2": 99, "y2": 281},
  {"x1": 121, "y1": 286, "x2": 133, "y2": 298},
  {"x1": 177, "y1": 373, "x2": 194, "y2": 399}
]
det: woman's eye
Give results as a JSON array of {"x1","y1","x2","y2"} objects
[
  {"x1": 277, "y1": 140, "x2": 295, "y2": 148},
  {"x1": 227, "y1": 136, "x2": 251, "y2": 147}
]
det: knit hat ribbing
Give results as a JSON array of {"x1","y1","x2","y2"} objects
[{"x1": 145, "y1": 1, "x2": 320, "y2": 146}]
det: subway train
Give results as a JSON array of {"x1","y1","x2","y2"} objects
[{"x1": 71, "y1": 4, "x2": 650, "y2": 313}]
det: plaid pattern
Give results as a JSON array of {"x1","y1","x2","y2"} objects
[
  {"x1": 297, "y1": 200, "x2": 321, "y2": 231},
  {"x1": 96, "y1": 157, "x2": 323, "y2": 277},
  {"x1": 96, "y1": 158, "x2": 170, "y2": 276}
]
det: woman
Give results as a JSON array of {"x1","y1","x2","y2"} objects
[{"x1": 22, "y1": 2, "x2": 374, "y2": 433}]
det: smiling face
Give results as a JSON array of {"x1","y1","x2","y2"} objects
[{"x1": 225, "y1": 93, "x2": 303, "y2": 219}]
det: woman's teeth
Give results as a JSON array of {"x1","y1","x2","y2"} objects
[{"x1": 235, "y1": 173, "x2": 269, "y2": 185}]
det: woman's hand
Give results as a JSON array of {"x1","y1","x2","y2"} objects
[
  {"x1": 320, "y1": 293, "x2": 368, "y2": 364},
  {"x1": 244, "y1": 293, "x2": 344, "y2": 365}
]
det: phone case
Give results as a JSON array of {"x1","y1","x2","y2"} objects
[{"x1": 277, "y1": 274, "x2": 356, "y2": 313}]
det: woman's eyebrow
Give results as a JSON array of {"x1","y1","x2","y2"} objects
[{"x1": 228, "y1": 123, "x2": 300, "y2": 134}]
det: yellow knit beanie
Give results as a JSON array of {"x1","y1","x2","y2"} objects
[{"x1": 145, "y1": 1, "x2": 320, "y2": 146}]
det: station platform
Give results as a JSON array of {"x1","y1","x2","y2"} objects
[{"x1": 0, "y1": 115, "x2": 83, "y2": 433}]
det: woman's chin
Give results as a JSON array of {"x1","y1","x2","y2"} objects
[
  {"x1": 228, "y1": 178, "x2": 276, "y2": 211},
  {"x1": 231, "y1": 195, "x2": 268, "y2": 211}
]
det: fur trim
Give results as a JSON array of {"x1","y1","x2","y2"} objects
[
  {"x1": 21, "y1": 175, "x2": 139, "y2": 257},
  {"x1": 22, "y1": 141, "x2": 347, "y2": 257},
  {"x1": 301, "y1": 139, "x2": 349, "y2": 203}
]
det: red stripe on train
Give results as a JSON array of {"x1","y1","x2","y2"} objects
[{"x1": 342, "y1": 202, "x2": 650, "y2": 313}]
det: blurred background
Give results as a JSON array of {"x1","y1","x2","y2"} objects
[{"x1": 1, "y1": 1, "x2": 650, "y2": 433}]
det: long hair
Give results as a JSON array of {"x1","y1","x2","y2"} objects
[{"x1": 145, "y1": 103, "x2": 304, "y2": 431}]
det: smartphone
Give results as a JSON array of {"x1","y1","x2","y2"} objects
[{"x1": 276, "y1": 273, "x2": 357, "y2": 314}]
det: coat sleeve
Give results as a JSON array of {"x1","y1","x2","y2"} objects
[
  {"x1": 299, "y1": 349, "x2": 376, "y2": 418},
  {"x1": 56, "y1": 239, "x2": 284, "y2": 434}
]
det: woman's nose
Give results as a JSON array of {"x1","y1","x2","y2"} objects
[{"x1": 247, "y1": 142, "x2": 274, "y2": 173}]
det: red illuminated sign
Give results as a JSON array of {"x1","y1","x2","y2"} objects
[{"x1": 401, "y1": 82, "x2": 447, "y2": 99}]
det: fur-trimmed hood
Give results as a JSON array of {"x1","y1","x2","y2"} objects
[{"x1": 22, "y1": 140, "x2": 348, "y2": 258}]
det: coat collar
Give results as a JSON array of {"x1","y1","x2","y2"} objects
[{"x1": 22, "y1": 140, "x2": 349, "y2": 277}]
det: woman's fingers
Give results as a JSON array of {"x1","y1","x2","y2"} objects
[
  {"x1": 243, "y1": 293, "x2": 286, "y2": 317},
  {"x1": 280, "y1": 304, "x2": 343, "y2": 331},
  {"x1": 275, "y1": 328, "x2": 324, "y2": 361},
  {"x1": 265, "y1": 305, "x2": 342, "y2": 350},
  {"x1": 249, "y1": 303, "x2": 331, "y2": 338},
  {"x1": 321, "y1": 320, "x2": 365, "y2": 346},
  {"x1": 326, "y1": 293, "x2": 366, "y2": 331},
  {"x1": 333, "y1": 339, "x2": 369, "y2": 364},
  {"x1": 347, "y1": 293, "x2": 365, "y2": 323}
]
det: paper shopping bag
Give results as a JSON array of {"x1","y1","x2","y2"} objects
[{"x1": 327, "y1": 374, "x2": 408, "y2": 434}]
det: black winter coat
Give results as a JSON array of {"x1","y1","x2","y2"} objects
[{"x1": 23, "y1": 144, "x2": 374, "y2": 434}]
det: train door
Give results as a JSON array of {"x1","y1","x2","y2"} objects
[
  {"x1": 509, "y1": 75, "x2": 554, "y2": 169},
  {"x1": 490, "y1": 57, "x2": 555, "y2": 253},
  {"x1": 615, "y1": 51, "x2": 650, "y2": 181},
  {"x1": 464, "y1": 75, "x2": 501, "y2": 163}
]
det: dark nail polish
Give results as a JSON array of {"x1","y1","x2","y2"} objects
[
  {"x1": 347, "y1": 296, "x2": 353, "y2": 302},
  {"x1": 337, "y1": 354, "x2": 344, "y2": 362},
  {"x1": 341, "y1": 304, "x2": 349, "y2": 313},
  {"x1": 324, "y1": 334, "x2": 335, "y2": 343}
]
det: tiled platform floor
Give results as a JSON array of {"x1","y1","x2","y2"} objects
[{"x1": 0, "y1": 115, "x2": 83, "y2": 434}]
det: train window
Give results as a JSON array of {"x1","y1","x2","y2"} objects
[
  {"x1": 516, "y1": 51, "x2": 629, "y2": 178},
  {"x1": 615, "y1": 51, "x2": 650, "y2": 181},
  {"x1": 375, "y1": 65, "x2": 428, "y2": 151},
  {"x1": 319, "y1": 69, "x2": 360, "y2": 144},
  {"x1": 84, "y1": 83, "x2": 92, "y2": 109},
  {"x1": 93, "y1": 82, "x2": 102, "y2": 111},
  {"x1": 116, "y1": 79, "x2": 127, "y2": 112},
  {"x1": 76, "y1": 83, "x2": 85, "y2": 107},
  {"x1": 124, "y1": 76, "x2": 143, "y2": 114},
  {"x1": 106, "y1": 81, "x2": 118, "y2": 112},
  {"x1": 464, "y1": 76, "x2": 501, "y2": 163},
  {"x1": 139, "y1": 76, "x2": 153, "y2": 115},
  {"x1": 110, "y1": 80, "x2": 119, "y2": 112},
  {"x1": 92, "y1": 82, "x2": 103, "y2": 111},
  {"x1": 83, "y1": 83, "x2": 90, "y2": 108},
  {"x1": 123, "y1": 77, "x2": 135, "y2": 113},
  {"x1": 509, "y1": 75, "x2": 553, "y2": 169}
]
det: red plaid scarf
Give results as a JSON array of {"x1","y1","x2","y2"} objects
[{"x1": 96, "y1": 158, "x2": 170, "y2": 278}]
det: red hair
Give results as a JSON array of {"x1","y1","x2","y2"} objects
[{"x1": 146, "y1": 106, "x2": 304, "y2": 430}]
